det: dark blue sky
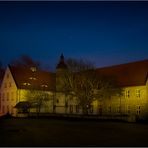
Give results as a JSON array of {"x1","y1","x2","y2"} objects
[{"x1": 0, "y1": 1, "x2": 148, "y2": 71}]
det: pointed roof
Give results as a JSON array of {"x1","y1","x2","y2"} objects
[
  {"x1": 56, "y1": 53, "x2": 68, "y2": 69},
  {"x1": 9, "y1": 65, "x2": 56, "y2": 91},
  {"x1": 96, "y1": 59, "x2": 148, "y2": 87}
]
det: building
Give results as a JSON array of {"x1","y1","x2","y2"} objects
[
  {"x1": 0, "y1": 54, "x2": 148, "y2": 121},
  {"x1": 0, "y1": 65, "x2": 55, "y2": 116}
]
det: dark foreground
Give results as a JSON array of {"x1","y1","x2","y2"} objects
[{"x1": 0, "y1": 117, "x2": 148, "y2": 147}]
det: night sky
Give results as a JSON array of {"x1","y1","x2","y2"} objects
[{"x1": 0, "y1": 1, "x2": 148, "y2": 71}]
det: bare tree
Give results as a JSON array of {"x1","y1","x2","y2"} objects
[
  {"x1": 63, "y1": 58, "x2": 123, "y2": 115},
  {"x1": 25, "y1": 89, "x2": 51, "y2": 116},
  {"x1": 10, "y1": 54, "x2": 41, "y2": 69}
]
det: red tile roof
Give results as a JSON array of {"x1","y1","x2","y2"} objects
[
  {"x1": 9, "y1": 59, "x2": 148, "y2": 90},
  {"x1": 9, "y1": 65, "x2": 56, "y2": 91},
  {"x1": 96, "y1": 59, "x2": 148, "y2": 87}
]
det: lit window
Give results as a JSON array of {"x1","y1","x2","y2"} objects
[
  {"x1": 136, "y1": 89, "x2": 140, "y2": 98},
  {"x1": 22, "y1": 83, "x2": 31, "y2": 86},
  {"x1": 30, "y1": 67, "x2": 37, "y2": 72},
  {"x1": 125, "y1": 90, "x2": 130, "y2": 98},
  {"x1": 41, "y1": 84, "x2": 48, "y2": 88},
  {"x1": 29, "y1": 77, "x2": 37, "y2": 80}
]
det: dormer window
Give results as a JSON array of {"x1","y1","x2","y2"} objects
[
  {"x1": 22, "y1": 82, "x2": 31, "y2": 86},
  {"x1": 29, "y1": 77, "x2": 37, "y2": 80},
  {"x1": 30, "y1": 67, "x2": 37, "y2": 72},
  {"x1": 41, "y1": 84, "x2": 48, "y2": 88}
]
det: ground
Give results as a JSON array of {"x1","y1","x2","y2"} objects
[{"x1": 0, "y1": 117, "x2": 148, "y2": 146}]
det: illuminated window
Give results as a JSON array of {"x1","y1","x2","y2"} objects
[
  {"x1": 29, "y1": 77, "x2": 37, "y2": 80},
  {"x1": 30, "y1": 67, "x2": 37, "y2": 72},
  {"x1": 125, "y1": 90, "x2": 130, "y2": 98},
  {"x1": 41, "y1": 84, "x2": 48, "y2": 88},
  {"x1": 22, "y1": 83, "x2": 31, "y2": 86},
  {"x1": 136, "y1": 89, "x2": 140, "y2": 98}
]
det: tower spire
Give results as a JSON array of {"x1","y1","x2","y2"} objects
[{"x1": 56, "y1": 53, "x2": 67, "y2": 69}]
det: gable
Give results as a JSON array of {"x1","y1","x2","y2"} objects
[{"x1": 0, "y1": 67, "x2": 17, "y2": 91}]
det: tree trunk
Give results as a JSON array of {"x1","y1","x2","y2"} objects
[{"x1": 82, "y1": 106, "x2": 88, "y2": 115}]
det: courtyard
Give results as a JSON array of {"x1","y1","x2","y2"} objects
[{"x1": 0, "y1": 117, "x2": 148, "y2": 147}]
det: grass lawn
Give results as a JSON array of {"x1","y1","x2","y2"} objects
[{"x1": 0, "y1": 117, "x2": 148, "y2": 146}]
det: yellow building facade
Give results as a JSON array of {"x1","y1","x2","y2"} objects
[{"x1": 0, "y1": 55, "x2": 148, "y2": 122}]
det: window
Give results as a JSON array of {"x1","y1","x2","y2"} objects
[
  {"x1": 76, "y1": 105, "x2": 80, "y2": 113},
  {"x1": 2, "y1": 106, "x2": 5, "y2": 113},
  {"x1": 125, "y1": 90, "x2": 130, "y2": 98},
  {"x1": 108, "y1": 106, "x2": 111, "y2": 113},
  {"x1": 56, "y1": 99, "x2": 59, "y2": 103},
  {"x1": 7, "y1": 74, "x2": 9, "y2": 78},
  {"x1": 7, "y1": 105, "x2": 9, "y2": 113},
  {"x1": 29, "y1": 77, "x2": 37, "y2": 80},
  {"x1": 70, "y1": 105, "x2": 73, "y2": 113},
  {"x1": 127, "y1": 106, "x2": 130, "y2": 114},
  {"x1": 117, "y1": 106, "x2": 121, "y2": 113},
  {"x1": 41, "y1": 84, "x2": 48, "y2": 88},
  {"x1": 4, "y1": 83, "x2": 7, "y2": 88},
  {"x1": 90, "y1": 105, "x2": 93, "y2": 113},
  {"x1": 136, "y1": 89, "x2": 140, "y2": 98},
  {"x1": 2, "y1": 93, "x2": 5, "y2": 101},
  {"x1": 7, "y1": 93, "x2": 9, "y2": 101},
  {"x1": 11, "y1": 92, "x2": 14, "y2": 101},
  {"x1": 22, "y1": 82, "x2": 31, "y2": 86},
  {"x1": 9, "y1": 82, "x2": 11, "y2": 87},
  {"x1": 30, "y1": 67, "x2": 37, "y2": 72},
  {"x1": 136, "y1": 106, "x2": 141, "y2": 115}
]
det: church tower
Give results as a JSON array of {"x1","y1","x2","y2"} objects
[{"x1": 56, "y1": 53, "x2": 68, "y2": 91}]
